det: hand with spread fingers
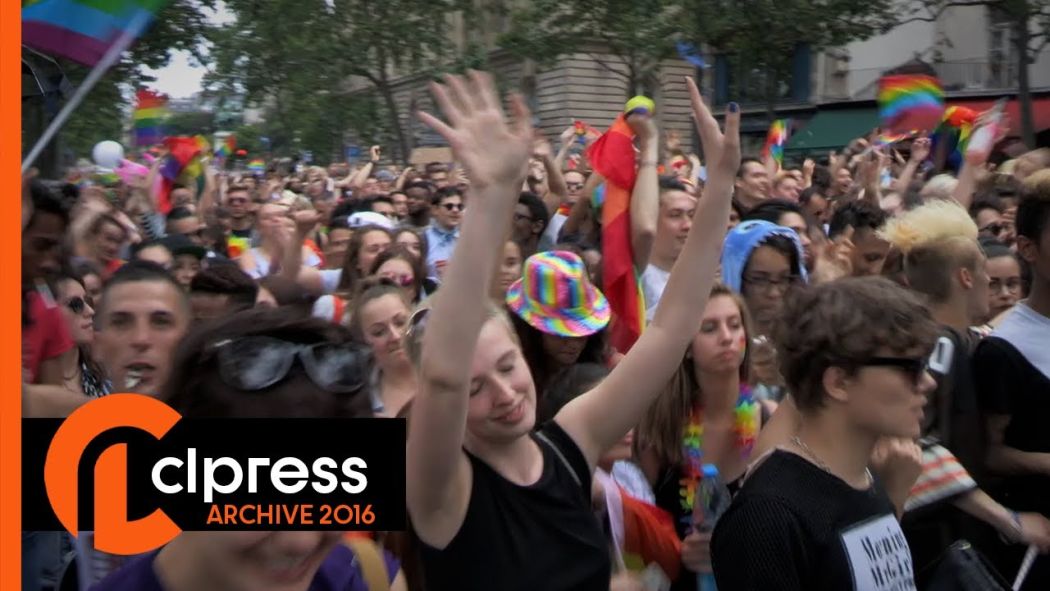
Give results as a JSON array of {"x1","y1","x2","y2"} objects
[{"x1": 417, "y1": 71, "x2": 533, "y2": 192}]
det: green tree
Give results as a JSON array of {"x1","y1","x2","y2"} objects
[
  {"x1": 208, "y1": 0, "x2": 472, "y2": 164},
  {"x1": 165, "y1": 110, "x2": 218, "y2": 136},
  {"x1": 500, "y1": 0, "x2": 685, "y2": 97},
  {"x1": 905, "y1": 0, "x2": 1050, "y2": 147}
]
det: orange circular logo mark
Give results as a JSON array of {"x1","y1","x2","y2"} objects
[{"x1": 44, "y1": 393, "x2": 183, "y2": 555}]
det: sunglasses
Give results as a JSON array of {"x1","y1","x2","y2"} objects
[
  {"x1": 212, "y1": 336, "x2": 371, "y2": 393},
  {"x1": 979, "y1": 223, "x2": 1004, "y2": 236},
  {"x1": 566, "y1": 182, "x2": 584, "y2": 190},
  {"x1": 858, "y1": 356, "x2": 930, "y2": 386},
  {"x1": 440, "y1": 202, "x2": 464, "y2": 212},
  {"x1": 65, "y1": 296, "x2": 92, "y2": 314}
]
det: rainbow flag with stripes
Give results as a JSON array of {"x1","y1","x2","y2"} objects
[
  {"x1": 248, "y1": 159, "x2": 265, "y2": 174},
  {"x1": 761, "y1": 119, "x2": 790, "y2": 169},
  {"x1": 22, "y1": 0, "x2": 166, "y2": 67},
  {"x1": 877, "y1": 74, "x2": 945, "y2": 134},
  {"x1": 932, "y1": 105, "x2": 978, "y2": 170},
  {"x1": 214, "y1": 135, "x2": 236, "y2": 158},
  {"x1": 586, "y1": 114, "x2": 646, "y2": 353},
  {"x1": 133, "y1": 89, "x2": 167, "y2": 147}
]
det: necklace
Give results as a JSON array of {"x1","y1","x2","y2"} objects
[{"x1": 790, "y1": 436, "x2": 873, "y2": 488}]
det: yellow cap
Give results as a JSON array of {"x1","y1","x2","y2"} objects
[{"x1": 625, "y1": 96, "x2": 655, "y2": 115}]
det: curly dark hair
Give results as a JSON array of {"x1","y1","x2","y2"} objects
[{"x1": 774, "y1": 277, "x2": 939, "y2": 413}]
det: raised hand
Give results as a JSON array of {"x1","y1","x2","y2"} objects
[
  {"x1": 910, "y1": 137, "x2": 931, "y2": 163},
  {"x1": 665, "y1": 128, "x2": 682, "y2": 152},
  {"x1": 417, "y1": 71, "x2": 533, "y2": 191},
  {"x1": 626, "y1": 111, "x2": 658, "y2": 145},
  {"x1": 686, "y1": 77, "x2": 740, "y2": 178},
  {"x1": 533, "y1": 134, "x2": 553, "y2": 159}
]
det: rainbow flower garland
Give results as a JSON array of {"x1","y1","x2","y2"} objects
[{"x1": 678, "y1": 385, "x2": 760, "y2": 519}]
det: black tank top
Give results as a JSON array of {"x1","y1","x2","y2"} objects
[{"x1": 419, "y1": 421, "x2": 611, "y2": 590}]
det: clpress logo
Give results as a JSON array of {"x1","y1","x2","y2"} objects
[
  {"x1": 24, "y1": 394, "x2": 406, "y2": 555},
  {"x1": 44, "y1": 394, "x2": 182, "y2": 554}
]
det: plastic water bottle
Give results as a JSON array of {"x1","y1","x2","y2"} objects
[{"x1": 694, "y1": 464, "x2": 731, "y2": 591}]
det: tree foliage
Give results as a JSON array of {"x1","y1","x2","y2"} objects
[
  {"x1": 500, "y1": 0, "x2": 685, "y2": 96},
  {"x1": 207, "y1": 0, "x2": 471, "y2": 164},
  {"x1": 905, "y1": 0, "x2": 1050, "y2": 146},
  {"x1": 34, "y1": 0, "x2": 217, "y2": 166},
  {"x1": 500, "y1": 0, "x2": 898, "y2": 104}
]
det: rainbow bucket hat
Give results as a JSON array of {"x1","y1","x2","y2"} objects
[{"x1": 506, "y1": 250, "x2": 610, "y2": 337}]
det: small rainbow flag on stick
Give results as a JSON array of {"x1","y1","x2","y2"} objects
[
  {"x1": 133, "y1": 89, "x2": 167, "y2": 147},
  {"x1": 761, "y1": 119, "x2": 790, "y2": 169},
  {"x1": 878, "y1": 74, "x2": 945, "y2": 134},
  {"x1": 248, "y1": 159, "x2": 266, "y2": 174},
  {"x1": 22, "y1": 0, "x2": 167, "y2": 67}
]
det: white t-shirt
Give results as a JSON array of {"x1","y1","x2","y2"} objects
[
  {"x1": 539, "y1": 212, "x2": 569, "y2": 251},
  {"x1": 641, "y1": 264, "x2": 671, "y2": 322}
]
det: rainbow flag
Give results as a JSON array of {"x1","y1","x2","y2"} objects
[
  {"x1": 878, "y1": 74, "x2": 945, "y2": 134},
  {"x1": 214, "y1": 135, "x2": 236, "y2": 158},
  {"x1": 586, "y1": 114, "x2": 646, "y2": 353},
  {"x1": 227, "y1": 235, "x2": 250, "y2": 259},
  {"x1": 248, "y1": 159, "x2": 265, "y2": 174},
  {"x1": 133, "y1": 89, "x2": 167, "y2": 147},
  {"x1": 156, "y1": 136, "x2": 202, "y2": 213},
  {"x1": 761, "y1": 119, "x2": 790, "y2": 169},
  {"x1": 22, "y1": 0, "x2": 166, "y2": 67},
  {"x1": 932, "y1": 105, "x2": 978, "y2": 170}
]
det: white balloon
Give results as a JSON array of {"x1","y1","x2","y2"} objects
[{"x1": 92, "y1": 141, "x2": 125, "y2": 169}]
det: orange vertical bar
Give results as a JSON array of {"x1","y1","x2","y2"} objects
[{"x1": 2, "y1": 1, "x2": 23, "y2": 589}]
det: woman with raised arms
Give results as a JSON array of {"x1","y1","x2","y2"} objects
[{"x1": 405, "y1": 71, "x2": 740, "y2": 591}]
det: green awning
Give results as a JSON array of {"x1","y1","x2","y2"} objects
[{"x1": 785, "y1": 108, "x2": 880, "y2": 154}]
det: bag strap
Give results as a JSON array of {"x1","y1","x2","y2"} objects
[
  {"x1": 535, "y1": 430, "x2": 583, "y2": 489},
  {"x1": 345, "y1": 538, "x2": 390, "y2": 591}
]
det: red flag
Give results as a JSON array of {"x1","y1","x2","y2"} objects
[{"x1": 586, "y1": 115, "x2": 645, "y2": 352}]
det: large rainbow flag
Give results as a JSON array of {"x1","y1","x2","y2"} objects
[
  {"x1": 586, "y1": 114, "x2": 646, "y2": 353},
  {"x1": 877, "y1": 74, "x2": 945, "y2": 134},
  {"x1": 22, "y1": 0, "x2": 167, "y2": 67},
  {"x1": 133, "y1": 89, "x2": 167, "y2": 147}
]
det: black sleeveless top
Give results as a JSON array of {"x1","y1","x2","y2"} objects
[{"x1": 419, "y1": 421, "x2": 610, "y2": 590}]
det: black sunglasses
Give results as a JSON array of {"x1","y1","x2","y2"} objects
[
  {"x1": 212, "y1": 336, "x2": 371, "y2": 393},
  {"x1": 859, "y1": 356, "x2": 930, "y2": 386},
  {"x1": 65, "y1": 296, "x2": 92, "y2": 315},
  {"x1": 440, "y1": 202, "x2": 464, "y2": 212},
  {"x1": 979, "y1": 223, "x2": 1004, "y2": 236}
]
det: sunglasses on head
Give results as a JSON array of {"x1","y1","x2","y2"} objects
[
  {"x1": 211, "y1": 336, "x2": 371, "y2": 393},
  {"x1": 858, "y1": 356, "x2": 930, "y2": 386},
  {"x1": 65, "y1": 296, "x2": 92, "y2": 315},
  {"x1": 440, "y1": 202, "x2": 464, "y2": 212}
]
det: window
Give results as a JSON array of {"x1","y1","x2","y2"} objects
[{"x1": 713, "y1": 44, "x2": 811, "y2": 106}]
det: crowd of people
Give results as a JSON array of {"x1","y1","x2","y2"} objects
[{"x1": 21, "y1": 70, "x2": 1050, "y2": 590}]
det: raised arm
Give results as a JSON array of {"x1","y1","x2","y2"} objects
[
  {"x1": 407, "y1": 73, "x2": 533, "y2": 529},
  {"x1": 555, "y1": 78, "x2": 740, "y2": 467},
  {"x1": 629, "y1": 116, "x2": 659, "y2": 271},
  {"x1": 893, "y1": 137, "x2": 929, "y2": 194}
]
